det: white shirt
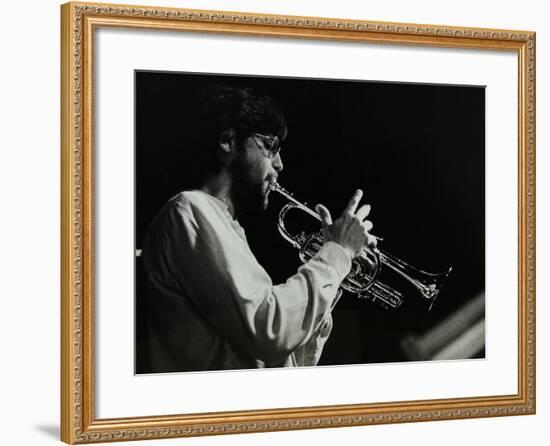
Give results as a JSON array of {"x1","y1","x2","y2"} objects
[{"x1": 141, "y1": 190, "x2": 351, "y2": 372}]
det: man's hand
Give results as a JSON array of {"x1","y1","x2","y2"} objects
[{"x1": 315, "y1": 189, "x2": 377, "y2": 260}]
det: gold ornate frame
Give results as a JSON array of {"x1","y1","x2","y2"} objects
[{"x1": 60, "y1": 2, "x2": 536, "y2": 443}]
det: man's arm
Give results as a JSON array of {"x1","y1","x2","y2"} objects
[{"x1": 143, "y1": 193, "x2": 351, "y2": 365}]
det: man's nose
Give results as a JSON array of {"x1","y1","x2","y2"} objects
[{"x1": 272, "y1": 153, "x2": 283, "y2": 172}]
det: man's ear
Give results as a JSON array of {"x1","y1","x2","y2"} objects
[{"x1": 219, "y1": 129, "x2": 235, "y2": 154}]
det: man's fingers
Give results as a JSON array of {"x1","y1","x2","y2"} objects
[
  {"x1": 355, "y1": 204, "x2": 372, "y2": 221},
  {"x1": 315, "y1": 204, "x2": 333, "y2": 226},
  {"x1": 344, "y1": 189, "x2": 364, "y2": 215},
  {"x1": 362, "y1": 220, "x2": 374, "y2": 232},
  {"x1": 366, "y1": 232, "x2": 378, "y2": 249}
]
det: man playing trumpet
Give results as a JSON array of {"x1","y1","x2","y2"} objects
[{"x1": 140, "y1": 86, "x2": 377, "y2": 372}]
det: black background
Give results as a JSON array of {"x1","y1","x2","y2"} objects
[{"x1": 135, "y1": 70, "x2": 485, "y2": 367}]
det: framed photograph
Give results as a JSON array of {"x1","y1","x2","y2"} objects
[{"x1": 60, "y1": 2, "x2": 536, "y2": 443}]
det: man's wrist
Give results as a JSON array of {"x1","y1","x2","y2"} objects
[
  {"x1": 317, "y1": 241, "x2": 353, "y2": 280},
  {"x1": 339, "y1": 244, "x2": 355, "y2": 261}
]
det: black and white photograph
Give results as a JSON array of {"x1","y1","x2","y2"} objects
[{"x1": 134, "y1": 71, "x2": 485, "y2": 374}]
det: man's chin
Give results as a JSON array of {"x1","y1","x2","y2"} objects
[
  {"x1": 252, "y1": 193, "x2": 269, "y2": 213},
  {"x1": 261, "y1": 184, "x2": 271, "y2": 209}
]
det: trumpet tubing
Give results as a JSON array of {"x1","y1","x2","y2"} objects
[{"x1": 270, "y1": 182, "x2": 452, "y2": 310}]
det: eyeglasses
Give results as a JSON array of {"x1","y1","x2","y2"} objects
[{"x1": 250, "y1": 133, "x2": 282, "y2": 159}]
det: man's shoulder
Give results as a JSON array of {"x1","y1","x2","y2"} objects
[
  {"x1": 142, "y1": 192, "x2": 210, "y2": 259},
  {"x1": 163, "y1": 190, "x2": 209, "y2": 217},
  {"x1": 148, "y1": 190, "x2": 232, "y2": 237},
  {"x1": 165, "y1": 190, "x2": 227, "y2": 219},
  {"x1": 171, "y1": 189, "x2": 204, "y2": 207},
  {"x1": 144, "y1": 191, "x2": 210, "y2": 240}
]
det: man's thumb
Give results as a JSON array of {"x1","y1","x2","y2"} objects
[{"x1": 315, "y1": 204, "x2": 333, "y2": 226}]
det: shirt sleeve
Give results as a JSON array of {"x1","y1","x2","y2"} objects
[
  {"x1": 290, "y1": 289, "x2": 343, "y2": 367},
  {"x1": 143, "y1": 195, "x2": 351, "y2": 365}
]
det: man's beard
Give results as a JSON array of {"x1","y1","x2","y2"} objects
[{"x1": 229, "y1": 155, "x2": 269, "y2": 219}]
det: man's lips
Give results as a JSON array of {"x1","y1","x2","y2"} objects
[{"x1": 265, "y1": 178, "x2": 277, "y2": 194}]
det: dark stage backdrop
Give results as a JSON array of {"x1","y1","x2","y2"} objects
[{"x1": 135, "y1": 71, "x2": 485, "y2": 369}]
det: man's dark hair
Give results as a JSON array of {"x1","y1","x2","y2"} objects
[{"x1": 197, "y1": 85, "x2": 287, "y2": 178}]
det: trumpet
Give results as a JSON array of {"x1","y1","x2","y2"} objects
[{"x1": 269, "y1": 182, "x2": 452, "y2": 310}]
